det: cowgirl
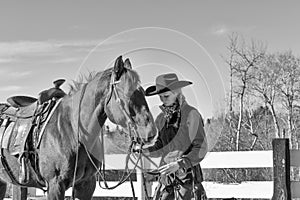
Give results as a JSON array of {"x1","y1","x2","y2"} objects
[{"x1": 143, "y1": 73, "x2": 208, "y2": 200}]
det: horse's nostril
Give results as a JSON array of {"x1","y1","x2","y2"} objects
[{"x1": 144, "y1": 115, "x2": 151, "y2": 125}]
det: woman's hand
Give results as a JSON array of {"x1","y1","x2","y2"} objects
[
  {"x1": 132, "y1": 146, "x2": 150, "y2": 156},
  {"x1": 158, "y1": 161, "x2": 180, "y2": 175},
  {"x1": 142, "y1": 148, "x2": 150, "y2": 156}
]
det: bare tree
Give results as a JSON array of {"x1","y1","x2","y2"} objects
[
  {"x1": 225, "y1": 33, "x2": 266, "y2": 150},
  {"x1": 243, "y1": 99, "x2": 265, "y2": 150},
  {"x1": 249, "y1": 54, "x2": 281, "y2": 138},
  {"x1": 224, "y1": 34, "x2": 238, "y2": 113},
  {"x1": 223, "y1": 33, "x2": 238, "y2": 149},
  {"x1": 275, "y1": 51, "x2": 300, "y2": 146}
]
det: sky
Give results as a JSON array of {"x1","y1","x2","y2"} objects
[{"x1": 1, "y1": 1, "x2": 300, "y2": 120}]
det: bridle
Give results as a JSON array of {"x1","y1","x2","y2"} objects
[
  {"x1": 97, "y1": 70, "x2": 146, "y2": 193},
  {"x1": 70, "y1": 70, "x2": 149, "y2": 200},
  {"x1": 72, "y1": 70, "x2": 145, "y2": 196},
  {"x1": 105, "y1": 71, "x2": 142, "y2": 145}
]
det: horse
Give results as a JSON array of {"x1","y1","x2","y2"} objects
[{"x1": 0, "y1": 55, "x2": 156, "y2": 200}]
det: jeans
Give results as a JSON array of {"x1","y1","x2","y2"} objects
[{"x1": 154, "y1": 182, "x2": 207, "y2": 200}]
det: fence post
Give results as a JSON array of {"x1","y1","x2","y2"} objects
[
  {"x1": 136, "y1": 158, "x2": 144, "y2": 200},
  {"x1": 12, "y1": 185, "x2": 27, "y2": 200},
  {"x1": 0, "y1": 181, "x2": 7, "y2": 200},
  {"x1": 272, "y1": 138, "x2": 291, "y2": 200},
  {"x1": 136, "y1": 156, "x2": 153, "y2": 200},
  {"x1": 142, "y1": 156, "x2": 152, "y2": 199}
]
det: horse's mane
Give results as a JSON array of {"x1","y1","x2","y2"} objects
[
  {"x1": 68, "y1": 67, "x2": 141, "y2": 95},
  {"x1": 68, "y1": 70, "x2": 101, "y2": 95}
]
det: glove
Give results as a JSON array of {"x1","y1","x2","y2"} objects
[
  {"x1": 132, "y1": 147, "x2": 150, "y2": 156},
  {"x1": 132, "y1": 148, "x2": 143, "y2": 153},
  {"x1": 163, "y1": 150, "x2": 183, "y2": 163}
]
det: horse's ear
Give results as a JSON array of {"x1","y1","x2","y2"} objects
[
  {"x1": 114, "y1": 55, "x2": 124, "y2": 80},
  {"x1": 124, "y1": 58, "x2": 132, "y2": 69}
]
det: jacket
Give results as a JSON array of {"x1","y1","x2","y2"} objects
[{"x1": 147, "y1": 100, "x2": 208, "y2": 183}]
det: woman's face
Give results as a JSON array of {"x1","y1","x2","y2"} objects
[{"x1": 159, "y1": 91, "x2": 178, "y2": 106}]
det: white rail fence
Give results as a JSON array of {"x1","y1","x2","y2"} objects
[
  {"x1": 30, "y1": 151, "x2": 274, "y2": 199},
  {"x1": 18, "y1": 139, "x2": 300, "y2": 199}
]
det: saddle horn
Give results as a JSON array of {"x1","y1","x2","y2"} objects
[{"x1": 53, "y1": 79, "x2": 65, "y2": 89}]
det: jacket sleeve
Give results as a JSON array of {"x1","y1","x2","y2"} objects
[{"x1": 178, "y1": 110, "x2": 208, "y2": 169}]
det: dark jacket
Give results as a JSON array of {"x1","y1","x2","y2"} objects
[{"x1": 147, "y1": 100, "x2": 208, "y2": 183}]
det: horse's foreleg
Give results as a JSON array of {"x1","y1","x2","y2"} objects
[
  {"x1": 0, "y1": 180, "x2": 7, "y2": 200},
  {"x1": 73, "y1": 175, "x2": 96, "y2": 200},
  {"x1": 46, "y1": 179, "x2": 66, "y2": 200}
]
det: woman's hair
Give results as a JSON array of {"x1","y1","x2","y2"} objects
[{"x1": 172, "y1": 89, "x2": 186, "y2": 105}]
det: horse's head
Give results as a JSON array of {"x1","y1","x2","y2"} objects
[{"x1": 104, "y1": 56, "x2": 156, "y2": 144}]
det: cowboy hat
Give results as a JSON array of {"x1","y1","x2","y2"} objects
[{"x1": 145, "y1": 73, "x2": 192, "y2": 96}]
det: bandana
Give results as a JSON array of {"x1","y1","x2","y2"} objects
[{"x1": 160, "y1": 99, "x2": 181, "y2": 128}]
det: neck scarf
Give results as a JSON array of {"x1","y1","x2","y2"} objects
[{"x1": 160, "y1": 99, "x2": 181, "y2": 128}]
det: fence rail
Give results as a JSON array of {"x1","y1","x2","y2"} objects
[
  {"x1": 12, "y1": 139, "x2": 300, "y2": 200},
  {"x1": 32, "y1": 150, "x2": 275, "y2": 199}
]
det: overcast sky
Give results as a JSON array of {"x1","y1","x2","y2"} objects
[{"x1": 1, "y1": 1, "x2": 299, "y2": 119}]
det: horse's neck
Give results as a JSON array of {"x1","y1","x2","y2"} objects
[{"x1": 68, "y1": 82, "x2": 107, "y2": 144}]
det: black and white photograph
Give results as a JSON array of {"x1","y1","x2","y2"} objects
[{"x1": 0, "y1": 1, "x2": 299, "y2": 200}]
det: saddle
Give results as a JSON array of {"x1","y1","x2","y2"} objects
[
  {"x1": 38, "y1": 79, "x2": 66, "y2": 104},
  {"x1": 0, "y1": 79, "x2": 66, "y2": 184},
  {"x1": 7, "y1": 96, "x2": 37, "y2": 108}
]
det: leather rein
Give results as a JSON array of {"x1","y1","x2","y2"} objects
[
  {"x1": 99, "y1": 71, "x2": 144, "y2": 189},
  {"x1": 74, "y1": 71, "x2": 144, "y2": 195}
]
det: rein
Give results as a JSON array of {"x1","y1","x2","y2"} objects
[
  {"x1": 106, "y1": 72, "x2": 139, "y2": 138},
  {"x1": 72, "y1": 71, "x2": 144, "y2": 198},
  {"x1": 96, "y1": 71, "x2": 143, "y2": 190},
  {"x1": 71, "y1": 83, "x2": 88, "y2": 199},
  {"x1": 105, "y1": 71, "x2": 143, "y2": 143}
]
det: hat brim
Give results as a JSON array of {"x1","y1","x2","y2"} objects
[{"x1": 145, "y1": 81, "x2": 192, "y2": 96}]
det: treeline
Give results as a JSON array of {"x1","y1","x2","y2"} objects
[
  {"x1": 204, "y1": 33, "x2": 300, "y2": 184},
  {"x1": 207, "y1": 33, "x2": 300, "y2": 152}
]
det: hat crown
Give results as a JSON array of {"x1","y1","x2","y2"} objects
[{"x1": 156, "y1": 73, "x2": 179, "y2": 90}]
